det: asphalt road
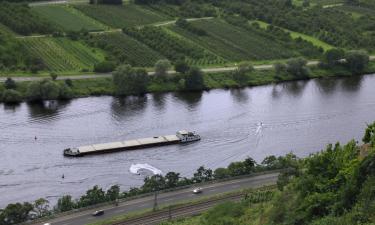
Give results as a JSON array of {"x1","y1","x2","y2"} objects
[{"x1": 42, "y1": 173, "x2": 278, "y2": 225}]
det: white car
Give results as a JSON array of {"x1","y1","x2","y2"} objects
[{"x1": 193, "y1": 187, "x2": 202, "y2": 194}]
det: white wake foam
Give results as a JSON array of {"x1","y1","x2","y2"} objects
[{"x1": 129, "y1": 163, "x2": 162, "y2": 175}]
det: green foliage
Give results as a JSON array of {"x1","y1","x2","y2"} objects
[
  {"x1": 323, "y1": 48, "x2": 345, "y2": 66},
  {"x1": 56, "y1": 195, "x2": 75, "y2": 212},
  {"x1": 286, "y1": 57, "x2": 310, "y2": 77},
  {"x1": 232, "y1": 62, "x2": 254, "y2": 85},
  {"x1": 94, "y1": 61, "x2": 116, "y2": 73},
  {"x1": 0, "y1": 32, "x2": 33, "y2": 71},
  {"x1": 345, "y1": 50, "x2": 370, "y2": 74},
  {"x1": 75, "y1": 4, "x2": 168, "y2": 28},
  {"x1": 0, "y1": 202, "x2": 33, "y2": 225},
  {"x1": 87, "y1": 33, "x2": 163, "y2": 67},
  {"x1": 1, "y1": 89, "x2": 22, "y2": 103},
  {"x1": 112, "y1": 64, "x2": 149, "y2": 95},
  {"x1": 123, "y1": 26, "x2": 223, "y2": 66},
  {"x1": 193, "y1": 166, "x2": 213, "y2": 183},
  {"x1": 154, "y1": 59, "x2": 171, "y2": 77},
  {"x1": 184, "y1": 67, "x2": 205, "y2": 90},
  {"x1": 0, "y1": 2, "x2": 55, "y2": 35},
  {"x1": 4, "y1": 78, "x2": 16, "y2": 90},
  {"x1": 21, "y1": 37, "x2": 104, "y2": 72},
  {"x1": 78, "y1": 185, "x2": 106, "y2": 207},
  {"x1": 174, "y1": 60, "x2": 190, "y2": 74},
  {"x1": 200, "y1": 201, "x2": 245, "y2": 225},
  {"x1": 363, "y1": 122, "x2": 375, "y2": 147},
  {"x1": 26, "y1": 79, "x2": 72, "y2": 101},
  {"x1": 33, "y1": 198, "x2": 50, "y2": 218},
  {"x1": 31, "y1": 5, "x2": 105, "y2": 32}
]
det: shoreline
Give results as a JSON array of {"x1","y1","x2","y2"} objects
[{"x1": 1, "y1": 61, "x2": 375, "y2": 103}]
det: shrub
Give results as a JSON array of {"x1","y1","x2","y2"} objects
[
  {"x1": 185, "y1": 67, "x2": 205, "y2": 90},
  {"x1": 174, "y1": 60, "x2": 190, "y2": 74},
  {"x1": 286, "y1": 57, "x2": 310, "y2": 77},
  {"x1": 2, "y1": 89, "x2": 22, "y2": 103},
  {"x1": 4, "y1": 78, "x2": 16, "y2": 90},
  {"x1": 345, "y1": 50, "x2": 370, "y2": 74},
  {"x1": 323, "y1": 48, "x2": 345, "y2": 66},
  {"x1": 154, "y1": 59, "x2": 171, "y2": 77},
  {"x1": 94, "y1": 61, "x2": 116, "y2": 73},
  {"x1": 112, "y1": 64, "x2": 149, "y2": 95},
  {"x1": 50, "y1": 73, "x2": 58, "y2": 81},
  {"x1": 274, "y1": 62, "x2": 287, "y2": 76}
]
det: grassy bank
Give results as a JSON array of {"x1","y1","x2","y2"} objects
[{"x1": 1, "y1": 61, "x2": 375, "y2": 103}]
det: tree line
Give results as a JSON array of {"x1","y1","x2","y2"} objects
[{"x1": 0, "y1": 153, "x2": 297, "y2": 224}]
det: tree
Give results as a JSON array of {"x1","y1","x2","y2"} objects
[
  {"x1": 142, "y1": 175, "x2": 165, "y2": 192},
  {"x1": 4, "y1": 78, "x2": 16, "y2": 89},
  {"x1": 345, "y1": 50, "x2": 369, "y2": 74},
  {"x1": 106, "y1": 185, "x2": 120, "y2": 201},
  {"x1": 261, "y1": 155, "x2": 278, "y2": 169},
  {"x1": 94, "y1": 61, "x2": 116, "y2": 73},
  {"x1": 56, "y1": 195, "x2": 75, "y2": 212},
  {"x1": 1, "y1": 89, "x2": 22, "y2": 103},
  {"x1": 165, "y1": 172, "x2": 180, "y2": 188},
  {"x1": 79, "y1": 185, "x2": 106, "y2": 207},
  {"x1": 185, "y1": 67, "x2": 205, "y2": 90},
  {"x1": 112, "y1": 65, "x2": 149, "y2": 95},
  {"x1": 174, "y1": 60, "x2": 190, "y2": 74},
  {"x1": 286, "y1": 57, "x2": 310, "y2": 77},
  {"x1": 363, "y1": 122, "x2": 375, "y2": 147},
  {"x1": 50, "y1": 72, "x2": 58, "y2": 81},
  {"x1": 193, "y1": 166, "x2": 213, "y2": 183},
  {"x1": 33, "y1": 198, "x2": 49, "y2": 218},
  {"x1": 274, "y1": 62, "x2": 286, "y2": 76},
  {"x1": 154, "y1": 59, "x2": 171, "y2": 77},
  {"x1": 214, "y1": 167, "x2": 230, "y2": 179},
  {"x1": 59, "y1": 83, "x2": 74, "y2": 100},
  {"x1": 0, "y1": 202, "x2": 33, "y2": 224},
  {"x1": 233, "y1": 62, "x2": 253, "y2": 85},
  {"x1": 323, "y1": 48, "x2": 345, "y2": 66}
]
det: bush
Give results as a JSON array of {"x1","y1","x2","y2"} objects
[
  {"x1": 286, "y1": 57, "x2": 310, "y2": 77},
  {"x1": 26, "y1": 80, "x2": 65, "y2": 101},
  {"x1": 50, "y1": 73, "x2": 58, "y2": 81},
  {"x1": 1, "y1": 89, "x2": 22, "y2": 103},
  {"x1": 185, "y1": 67, "x2": 205, "y2": 90},
  {"x1": 94, "y1": 61, "x2": 116, "y2": 73},
  {"x1": 345, "y1": 50, "x2": 370, "y2": 74},
  {"x1": 323, "y1": 48, "x2": 345, "y2": 66},
  {"x1": 112, "y1": 64, "x2": 149, "y2": 95},
  {"x1": 154, "y1": 59, "x2": 171, "y2": 77},
  {"x1": 4, "y1": 77, "x2": 16, "y2": 89},
  {"x1": 274, "y1": 62, "x2": 287, "y2": 76},
  {"x1": 174, "y1": 60, "x2": 190, "y2": 74}
]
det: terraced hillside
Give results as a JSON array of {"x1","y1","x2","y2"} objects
[
  {"x1": 123, "y1": 26, "x2": 225, "y2": 66},
  {"x1": 74, "y1": 4, "x2": 170, "y2": 28},
  {"x1": 31, "y1": 5, "x2": 107, "y2": 32},
  {"x1": 20, "y1": 37, "x2": 105, "y2": 72},
  {"x1": 169, "y1": 19, "x2": 303, "y2": 61},
  {"x1": 88, "y1": 33, "x2": 164, "y2": 67}
]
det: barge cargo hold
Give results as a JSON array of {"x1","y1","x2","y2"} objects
[{"x1": 63, "y1": 130, "x2": 200, "y2": 157}]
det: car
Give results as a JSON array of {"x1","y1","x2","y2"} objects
[
  {"x1": 43, "y1": 223, "x2": 51, "y2": 225},
  {"x1": 92, "y1": 210, "x2": 104, "y2": 216},
  {"x1": 193, "y1": 187, "x2": 202, "y2": 194}
]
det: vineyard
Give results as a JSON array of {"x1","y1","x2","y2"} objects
[
  {"x1": 31, "y1": 5, "x2": 107, "y2": 32},
  {"x1": 21, "y1": 37, "x2": 105, "y2": 72},
  {"x1": 182, "y1": 19, "x2": 299, "y2": 60},
  {"x1": 74, "y1": 4, "x2": 169, "y2": 28},
  {"x1": 89, "y1": 33, "x2": 164, "y2": 67},
  {"x1": 123, "y1": 26, "x2": 225, "y2": 66}
]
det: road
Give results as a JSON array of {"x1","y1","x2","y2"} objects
[
  {"x1": 2, "y1": 56, "x2": 374, "y2": 83},
  {"x1": 41, "y1": 173, "x2": 278, "y2": 225},
  {"x1": 0, "y1": 61, "x2": 316, "y2": 83}
]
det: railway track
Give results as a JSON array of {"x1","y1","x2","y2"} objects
[{"x1": 112, "y1": 193, "x2": 244, "y2": 225}]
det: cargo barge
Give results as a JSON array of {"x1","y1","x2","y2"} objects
[{"x1": 63, "y1": 130, "x2": 200, "y2": 157}]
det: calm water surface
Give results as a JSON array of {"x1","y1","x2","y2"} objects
[{"x1": 1, "y1": 74, "x2": 375, "y2": 206}]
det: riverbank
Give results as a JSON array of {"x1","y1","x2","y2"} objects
[{"x1": 1, "y1": 61, "x2": 375, "y2": 103}]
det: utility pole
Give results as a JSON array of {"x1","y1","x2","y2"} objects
[{"x1": 153, "y1": 190, "x2": 158, "y2": 211}]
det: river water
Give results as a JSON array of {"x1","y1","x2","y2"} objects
[{"x1": 1, "y1": 74, "x2": 375, "y2": 207}]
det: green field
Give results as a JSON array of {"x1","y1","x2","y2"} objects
[
  {"x1": 170, "y1": 19, "x2": 299, "y2": 61},
  {"x1": 74, "y1": 4, "x2": 170, "y2": 28},
  {"x1": 32, "y1": 5, "x2": 107, "y2": 32},
  {"x1": 253, "y1": 20, "x2": 334, "y2": 51},
  {"x1": 123, "y1": 26, "x2": 225, "y2": 66},
  {"x1": 90, "y1": 33, "x2": 165, "y2": 67},
  {"x1": 21, "y1": 37, "x2": 105, "y2": 72}
]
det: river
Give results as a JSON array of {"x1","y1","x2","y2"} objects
[{"x1": 1, "y1": 74, "x2": 374, "y2": 207}]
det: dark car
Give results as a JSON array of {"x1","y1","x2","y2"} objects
[{"x1": 92, "y1": 210, "x2": 104, "y2": 216}]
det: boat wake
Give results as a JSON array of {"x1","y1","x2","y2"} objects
[{"x1": 129, "y1": 163, "x2": 162, "y2": 176}]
